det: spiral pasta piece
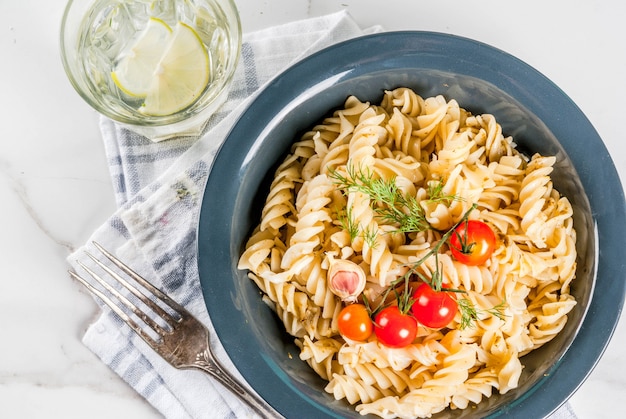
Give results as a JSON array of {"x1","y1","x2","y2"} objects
[{"x1": 381, "y1": 87, "x2": 426, "y2": 118}]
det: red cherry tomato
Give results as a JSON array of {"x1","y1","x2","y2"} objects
[
  {"x1": 411, "y1": 283, "x2": 457, "y2": 328},
  {"x1": 337, "y1": 304, "x2": 373, "y2": 341},
  {"x1": 449, "y1": 220, "x2": 496, "y2": 266},
  {"x1": 374, "y1": 306, "x2": 417, "y2": 348}
]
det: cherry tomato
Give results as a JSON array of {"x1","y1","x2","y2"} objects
[
  {"x1": 449, "y1": 220, "x2": 496, "y2": 266},
  {"x1": 374, "y1": 306, "x2": 417, "y2": 348},
  {"x1": 337, "y1": 304, "x2": 373, "y2": 341},
  {"x1": 411, "y1": 283, "x2": 457, "y2": 328}
]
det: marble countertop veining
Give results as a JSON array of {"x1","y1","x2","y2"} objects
[{"x1": 1, "y1": 0, "x2": 625, "y2": 418}]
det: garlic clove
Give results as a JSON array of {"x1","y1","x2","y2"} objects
[{"x1": 327, "y1": 259, "x2": 366, "y2": 303}]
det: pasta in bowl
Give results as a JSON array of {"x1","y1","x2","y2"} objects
[
  {"x1": 237, "y1": 89, "x2": 578, "y2": 417},
  {"x1": 235, "y1": 87, "x2": 578, "y2": 416},
  {"x1": 197, "y1": 32, "x2": 623, "y2": 418}
]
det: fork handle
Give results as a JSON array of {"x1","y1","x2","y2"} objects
[{"x1": 192, "y1": 346, "x2": 284, "y2": 419}]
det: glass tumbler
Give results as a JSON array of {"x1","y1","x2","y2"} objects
[{"x1": 60, "y1": 0, "x2": 241, "y2": 141}]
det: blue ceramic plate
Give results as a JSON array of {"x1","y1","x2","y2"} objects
[{"x1": 197, "y1": 32, "x2": 625, "y2": 418}]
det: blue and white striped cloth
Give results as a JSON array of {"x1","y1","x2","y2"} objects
[
  {"x1": 68, "y1": 11, "x2": 577, "y2": 419},
  {"x1": 69, "y1": 11, "x2": 378, "y2": 419}
]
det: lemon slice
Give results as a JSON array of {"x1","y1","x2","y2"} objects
[
  {"x1": 139, "y1": 22, "x2": 210, "y2": 116},
  {"x1": 111, "y1": 17, "x2": 172, "y2": 97}
]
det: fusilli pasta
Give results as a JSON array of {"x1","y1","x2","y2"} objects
[{"x1": 238, "y1": 88, "x2": 577, "y2": 418}]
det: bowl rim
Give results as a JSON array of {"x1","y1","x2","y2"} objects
[{"x1": 197, "y1": 30, "x2": 626, "y2": 418}]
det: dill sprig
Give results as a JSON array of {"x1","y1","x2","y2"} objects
[
  {"x1": 337, "y1": 206, "x2": 360, "y2": 241},
  {"x1": 362, "y1": 226, "x2": 379, "y2": 249},
  {"x1": 427, "y1": 179, "x2": 457, "y2": 204},
  {"x1": 336, "y1": 207, "x2": 379, "y2": 249},
  {"x1": 457, "y1": 299, "x2": 508, "y2": 329},
  {"x1": 329, "y1": 164, "x2": 458, "y2": 234}
]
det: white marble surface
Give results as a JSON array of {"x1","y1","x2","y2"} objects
[{"x1": 1, "y1": 0, "x2": 625, "y2": 418}]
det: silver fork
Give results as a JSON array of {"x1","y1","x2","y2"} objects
[{"x1": 69, "y1": 242, "x2": 282, "y2": 419}]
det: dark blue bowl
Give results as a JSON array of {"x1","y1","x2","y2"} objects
[{"x1": 197, "y1": 31, "x2": 626, "y2": 418}]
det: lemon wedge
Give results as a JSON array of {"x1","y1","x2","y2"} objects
[
  {"x1": 139, "y1": 22, "x2": 210, "y2": 116},
  {"x1": 111, "y1": 17, "x2": 172, "y2": 97}
]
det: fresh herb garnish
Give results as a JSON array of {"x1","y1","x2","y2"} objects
[
  {"x1": 457, "y1": 299, "x2": 508, "y2": 330},
  {"x1": 329, "y1": 164, "x2": 454, "y2": 234}
]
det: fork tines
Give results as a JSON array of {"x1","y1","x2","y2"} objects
[{"x1": 69, "y1": 242, "x2": 182, "y2": 345}]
